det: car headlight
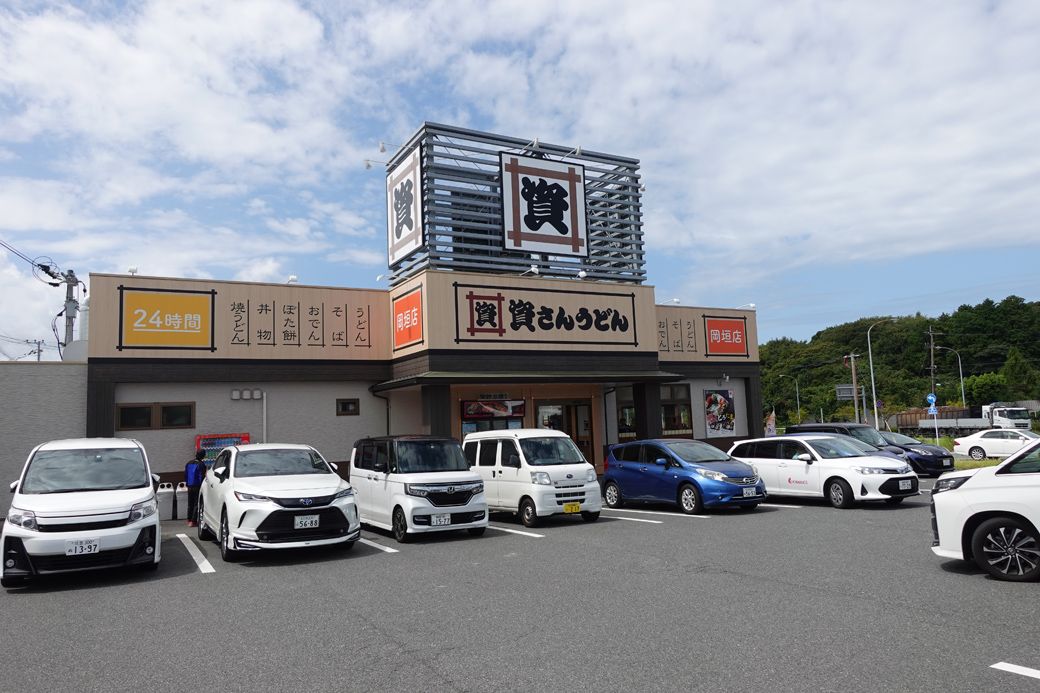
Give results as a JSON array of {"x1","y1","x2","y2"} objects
[
  {"x1": 851, "y1": 466, "x2": 888, "y2": 475},
  {"x1": 695, "y1": 468, "x2": 727, "y2": 481},
  {"x1": 129, "y1": 498, "x2": 157, "y2": 522},
  {"x1": 897, "y1": 464, "x2": 913, "y2": 474},
  {"x1": 6, "y1": 507, "x2": 37, "y2": 531},
  {"x1": 234, "y1": 491, "x2": 270, "y2": 502},
  {"x1": 531, "y1": 471, "x2": 552, "y2": 485},
  {"x1": 932, "y1": 476, "x2": 969, "y2": 494},
  {"x1": 909, "y1": 447, "x2": 933, "y2": 456},
  {"x1": 585, "y1": 468, "x2": 597, "y2": 482},
  {"x1": 404, "y1": 484, "x2": 429, "y2": 497},
  {"x1": 333, "y1": 487, "x2": 355, "y2": 500}
]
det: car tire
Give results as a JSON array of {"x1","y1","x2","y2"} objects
[
  {"x1": 219, "y1": 510, "x2": 240, "y2": 562},
  {"x1": 1, "y1": 576, "x2": 26, "y2": 588},
  {"x1": 581, "y1": 511, "x2": 600, "y2": 523},
  {"x1": 467, "y1": 527, "x2": 486, "y2": 537},
  {"x1": 885, "y1": 497, "x2": 904, "y2": 505},
  {"x1": 197, "y1": 497, "x2": 213, "y2": 541},
  {"x1": 971, "y1": 517, "x2": 1040, "y2": 582},
  {"x1": 826, "y1": 478, "x2": 855, "y2": 509},
  {"x1": 603, "y1": 481, "x2": 623, "y2": 509},
  {"x1": 968, "y1": 446, "x2": 986, "y2": 461},
  {"x1": 678, "y1": 483, "x2": 703, "y2": 515},
  {"x1": 392, "y1": 507, "x2": 411, "y2": 543},
  {"x1": 519, "y1": 498, "x2": 539, "y2": 528},
  {"x1": 738, "y1": 503, "x2": 759, "y2": 511}
]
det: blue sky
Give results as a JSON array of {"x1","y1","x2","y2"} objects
[{"x1": 1, "y1": 0, "x2": 1039, "y2": 360}]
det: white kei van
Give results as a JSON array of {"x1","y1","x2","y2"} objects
[
  {"x1": 3, "y1": 438, "x2": 161, "y2": 587},
  {"x1": 462, "y1": 429, "x2": 601, "y2": 527},
  {"x1": 349, "y1": 436, "x2": 487, "y2": 543}
]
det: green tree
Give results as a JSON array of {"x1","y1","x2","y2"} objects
[
  {"x1": 965, "y1": 372, "x2": 1008, "y2": 405},
  {"x1": 999, "y1": 346, "x2": 1040, "y2": 399}
]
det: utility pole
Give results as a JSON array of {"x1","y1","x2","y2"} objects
[
  {"x1": 61, "y1": 269, "x2": 79, "y2": 347},
  {"x1": 845, "y1": 352, "x2": 861, "y2": 423},
  {"x1": 35, "y1": 340, "x2": 42, "y2": 361},
  {"x1": 928, "y1": 326, "x2": 936, "y2": 396}
]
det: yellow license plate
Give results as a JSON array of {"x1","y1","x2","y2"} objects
[{"x1": 563, "y1": 502, "x2": 580, "y2": 513}]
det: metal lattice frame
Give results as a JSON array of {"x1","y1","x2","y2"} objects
[{"x1": 384, "y1": 122, "x2": 646, "y2": 285}]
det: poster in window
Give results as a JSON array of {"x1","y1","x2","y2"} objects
[{"x1": 704, "y1": 389, "x2": 735, "y2": 438}]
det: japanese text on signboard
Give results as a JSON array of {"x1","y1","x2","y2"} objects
[
  {"x1": 392, "y1": 286, "x2": 424, "y2": 350},
  {"x1": 118, "y1": 287, "x2": 215, "y2": 350},
  {"x1": 228, "y1": 301, "x2": 371, "y2": 349},
  {"x1": 704, "y1": 317, "x2": 748, "y2": 357},
  {"x1": 500, "y1": 153, "x2": 588, "y2": 258}
]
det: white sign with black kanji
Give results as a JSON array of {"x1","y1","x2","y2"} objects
[
  {"x1": 386, "y1": 148, "x2": 424, "y2": 266},
  {"x1": 500, "y1": 153, "x2": 588, "y2": 258}
]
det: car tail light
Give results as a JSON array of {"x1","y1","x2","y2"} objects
[{"x1": 954, "y1": 439, "x2": 961, "y2": 446}]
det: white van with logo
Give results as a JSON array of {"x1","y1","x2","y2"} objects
[
  {"x1": 349, "y1": 436, "x2": 487, "y2": 543},
  {"x1": 463, "y1": 429, "x2": 601, "y2": 527}
]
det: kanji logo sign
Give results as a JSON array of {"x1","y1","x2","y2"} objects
[
  {"x1": 500, "y1": 153, "x2": 588, "y2": 257},
  {"x1": 704, "y1": 317, "x2": 748, "y2": 357},
  {"x1": 386, "y1": 148, "x2": 424, "y2": 266}
]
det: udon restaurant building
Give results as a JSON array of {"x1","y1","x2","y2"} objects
[{"x1": 83, "y1": 123, "x2": 762, "y2": 472}]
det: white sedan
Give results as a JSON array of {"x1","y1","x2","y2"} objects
[
  {"x1": 953, "y1": 429, "x2": 1039, "y2": 460},
  {"x1": 198, "y1": 443, "x2": 360, "y2": 561}
]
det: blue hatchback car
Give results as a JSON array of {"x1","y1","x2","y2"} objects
[{"x1": 603, "y1": 439, "x2": 766, "y2": 514}]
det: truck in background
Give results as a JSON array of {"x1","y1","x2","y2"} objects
[{"x1": 888, "y1": 402, "x2": 1033, "y2": 437}]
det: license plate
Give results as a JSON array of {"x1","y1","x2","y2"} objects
[
  {"x1": 898, "y1": 479, "x2": 912, "y2": 491},
  {"x1": 431, "y1": 513, "x2": 451, "y2": 526},
  {"x1": 742, "y1": 487, "x2": 757, "y2": 498},
  {"x1": 65, "y1": 538, "x2": 100, "y2": 556},
  {"x1": 294, "y1": 514, "x2": 319, "y2": 529},
  {"x1": 563, "y1": 502, "x2": 580, "y2": 513}
]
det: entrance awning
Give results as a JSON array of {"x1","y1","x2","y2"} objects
[{"x1": 370, "y1": 370, "x2": 684, "y2": 393}]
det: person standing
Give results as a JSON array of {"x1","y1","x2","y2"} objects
[{"x1": 184, "y1": 449, "x2": 207, "y2": 527}]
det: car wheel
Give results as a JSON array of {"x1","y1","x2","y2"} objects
[
  {"x1": 392, "y1": 507, "x2": 411, "y2": 543},
  {"x1": 1, "y1": 576, "x2": 26, "y2": 588},
  {"x1": 826, "y1": 478, "x2": 855, "y2": 509},
  {"x1": 603, "y1": 481, "x2": 623, "y2": 509},
  {"x1": 972, "y1": 517, "x2": 1040, "y2": 582},
  {"x1": 467, "y1": 526, "x2": 486, "y2": 537},
  {"x1": 968, "y1": 446, "x2": 986, "y2": 461},
  {"x1": 738, "y1": 503, "x2": 759, "y2": 511},
  {"x1": 519, "y1": 498, "x2": 539, "y2": 528},
  {"x1": 581, "y1": 511, "x2": 600, "y2": 523},
  {"x1": 219, "y1": 510, "x2": 239, "y2": 562},
  {"x1": 197, "y1": 497, "x2": 213, "y2": 541},
  {"x1": 885, "y1": 497, "x2": 904, "y2": 505},
  {"x1": 678, "y1": 483, "x2": 703, "y2": 515}
]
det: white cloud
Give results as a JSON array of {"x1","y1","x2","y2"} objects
[{"x1": 328, "y1": 247, "x2": 385, "y2": 266}]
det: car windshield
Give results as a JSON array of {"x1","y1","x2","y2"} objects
[
  {"x1": 1022, "y1": 431, "x2": 1040, "y2": 439},
  {"x1": 1002, "y1": 410, "x2": 1031, "y2": 420},
  {"x1": 805, "y1": 438, "x2": 868, "y2": 459},
  {"x1": 396, "y1": 441, "x2": 470, "y2": 473},
  {"x1": 518, "y1": 436, "x2": 586, "y2": 466},
  {"x1": 234, "y1": 449, "x2": 332, "y2": 478},
  {"x1": 20, "y1": 447, "x2": 149, "y2": 494},
  {"x1": 846, "y1": 427, "x2": 888, "y2": 447},
  {"x1": 663, "y1": 440, "x2": 733, "y2": 464},
  {"x1": 882, "y1": 431, "x2": 922, "y2": 446}
]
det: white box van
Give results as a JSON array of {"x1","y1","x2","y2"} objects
[
  {"x1": 463, "y1": 429, "x2": 602, "y2": 527},
  {"x1": 3, "y1": 438, "x2": 162, "y2": 587},
  {"x1": 349, "y1": 436, "x2": 487, "y2": 543}
]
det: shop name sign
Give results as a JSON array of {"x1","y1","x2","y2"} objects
[
  {"x1": 500, "y1": 153, "x2": 588, "y2": 258},
  {"x1": 453, "y1": 282, "x2": 638, "y2": 346},
  {"x1": 119, "y1": 287, "x2": 215, "y2": 351},
  {"x1": 704, "y1": 316, "x2": 748, "y2": 357}
]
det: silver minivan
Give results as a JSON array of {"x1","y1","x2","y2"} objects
[{"x1": 3, "y1": 438, "x2": 161, "y2": 587}]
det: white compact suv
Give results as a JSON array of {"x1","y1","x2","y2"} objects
[
  {"x1": 931, "y1": 439, "x2": 1040, "y2": 581},
  {"x1": 729, "y1": 435, "x2": 918, "y2": 508},
  {"x1": 463, "y1": 428, "x2": 601, "y2": 527},
  {"x1": 3, "y1": 438, "x2": 161, "y2": 587},
  {"x1": 349, "y1": 436, "x2": 487, "y2": 543},
  {"x1": 197, "y1": 443, "x2": 360, "y2": 561}
]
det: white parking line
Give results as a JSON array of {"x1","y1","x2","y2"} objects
[
  {"x1": 606, "y1": 515, "x2": 663, "y2": 524},
  {"x1": 758, "y1": 503, "x2": 805, "y2": 509},
  {"x1": 175, "y1": 534, "x2": 215, "y2": 574},
  {"x1": 991, "y1": 662, "x2": 1040, "y2": 680},
  {"x1": 487, "y1": 525, "x2": 544, "y2": 538},
  {"x1": 604, "y1": 508, "x2": 710, "y2": 519},
  {"x1": 358, "y1": 538, "x2": 399, "y2": 553}
]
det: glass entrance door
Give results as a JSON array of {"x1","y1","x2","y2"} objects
[{"x1": 535, "y1": 399, "x2": 595, "y2": 464}]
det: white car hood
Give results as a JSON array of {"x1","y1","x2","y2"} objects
[
  {"x1": 394, "y1": 470, "x2": 482, "y2": 485},
  {"x1": 235, "y1": 474, "x2": 347, "y2": 497},
  {"x1": 936, "y1": 468, "x2": 978, "y2": 481},
  {"x1": 534, "y1": 463, "x2": 594, "y2": 483},
  {"x1": 13, "y1": 487, "x2": 153, "y2": 516}
]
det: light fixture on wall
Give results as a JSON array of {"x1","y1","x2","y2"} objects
[
  {"x1": 519, "y1": 264, "x2": 539, "y2": 277},
  {"x1": 664, "y1": 298, "x2": 680, "y2": 305},
  {"x1": 378, "y1": 141, "x2": 403, "y2": 154},
  {"x1": 716, "y1": 373, "x2": 730, "y2": 386},
  {"x1": 364, "y1": 159, "x2": 388, "y2": 170},
  {"x1": 230, "y1": 389, "x2": 241, "y2": 400},
  {"x1": 577, "y1": 270, "x2": 588, "y2": 279},
  {"x1": 286, "y1": 275, "x2": 298, "y2": 284},
  {"x1": 127, "y1": 266, "x2": 138, "y2": 276},
  {"x1": 735, "y1": 303, "x2": 756, "y2": 310}
]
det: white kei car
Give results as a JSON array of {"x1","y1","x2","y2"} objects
[
  {"x1": 931, "y1": 439, "x2": 1040, "y2": 581},
  {"x1": 3, "y1": 438, "x2": 161, "y2": 587},
  {"x1": 728, "y1": 435, "x2": 918, "y2": 508},
  {"x1": 952, "y1": 429, "x2": 1039, "y2": 461},
  {"x1": 197, "y1": 443, "x2": 360, "y2": 561}
]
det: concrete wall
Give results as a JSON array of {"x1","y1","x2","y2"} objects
[
  {"x1": 1, "y1": 362, "x2": 88, "y2": 509},
  {"x1": 115, "y1": 381, "x2": 387, "y2": 473}
]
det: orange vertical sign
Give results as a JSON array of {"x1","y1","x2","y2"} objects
[
  {"x1": 704, "y1": 317, "x2": 748, "y2": 356},
  {"x1": 392, "y1": 286, "x2": 423, "y2": 350}
]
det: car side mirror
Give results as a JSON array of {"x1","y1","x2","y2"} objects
[
  {"x1": 214, "y1": 466, "x2": 227, "y2": 480},
  {"x1": 9, "y1": 480, "x2": 17, "y2": 493},
  {"x1": 151, "y1": 473, "x2": 160, "y2": 484},
  {"x1": 654, "y1": 457, "x2": 669, "y2": 466},
  {"x1": 329, "y1": 462, "x2": 339, "y2": 471},
  {"x1": 796, "y1": 453, "x2": 813, "y2": 463},
  {"x1": 373, "y1": 460, "x2": 388, "y2": 473},
  {"x1": 506, "y1": 454, "x2": 521, "y2": 468}
]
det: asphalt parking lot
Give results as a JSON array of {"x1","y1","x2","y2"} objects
[{"x1": 3, "y1": 479, "x2": 1039, "y2": 692}]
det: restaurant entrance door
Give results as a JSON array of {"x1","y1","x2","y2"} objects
[{"x1": 534, "y1": 399, "x2": 595, "y2": 463}]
